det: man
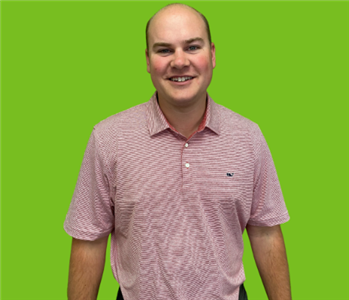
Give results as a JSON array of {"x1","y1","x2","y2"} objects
[{"x1": 64, "y1": 3, "x2": 291, "y2": 300}]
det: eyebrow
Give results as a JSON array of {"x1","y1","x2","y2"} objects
[{"x1": 152, "y1": 37, "x2": 205, "y2": 50}]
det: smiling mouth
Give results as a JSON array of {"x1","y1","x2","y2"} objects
[{"x1": 169, "y1": 76, "x2": 194, "y2": 82}]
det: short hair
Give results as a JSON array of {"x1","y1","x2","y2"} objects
[{"x1": 146, "y1": 3, "x2": 212, "y2": 51}]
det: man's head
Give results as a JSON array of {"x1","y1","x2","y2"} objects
[
  {"x1": 145, "y1": 4, "x2": 216, "y2": 107},
  {"x1": 146, "y1": 4, "x2": 212, "y2": 52}
]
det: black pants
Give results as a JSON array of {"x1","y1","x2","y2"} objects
[{"x1": 117, "y1": 283, "x2": 248, "y2": 300}]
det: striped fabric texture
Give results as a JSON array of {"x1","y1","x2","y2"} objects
[{"x1": 64, "y1": 93, "x2": 290, "y2": 300}]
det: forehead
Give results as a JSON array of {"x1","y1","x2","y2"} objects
[{"x1": 148, "y1": 7, "x2": 207, "y2": 45}]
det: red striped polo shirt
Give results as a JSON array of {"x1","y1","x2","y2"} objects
[{"x1": 64, "y1": 92, "x2": 290, "y2": 300}]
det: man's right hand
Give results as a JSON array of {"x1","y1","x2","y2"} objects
[{"x1": 68, "y1": 236, "x2": 109, "y2": 300}]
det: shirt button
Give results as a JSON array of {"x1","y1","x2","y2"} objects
[
  {"x1": 185, "y1": 143, "x2": 189, "y2": 148},
  {"x1": 185, "y1": 163, "x2": 190, "y2": 168}
]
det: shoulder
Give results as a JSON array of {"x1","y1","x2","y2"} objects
[
  {"x1": 213, "y1": 102, "x2": 267, "y2": 164},
  {"x1": 92, "y1": 102, "x2": 149, "y2": 140},
  {"x1": 84, "y1": 102, "x2": 149, "y2": 160},
  {"x1": 214, "y1": 102, "x2": 261, "y2": 135}
]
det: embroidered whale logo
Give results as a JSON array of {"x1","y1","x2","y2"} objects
[{"x1": 226, "y1": 173, "x2": 234, "y2": 177}]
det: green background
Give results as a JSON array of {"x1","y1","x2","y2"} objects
[{"x1": 1, "y1": 1, "x2": 348, "y2": 299}]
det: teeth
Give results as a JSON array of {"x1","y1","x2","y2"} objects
[{"x1": 170, "y1": 77, "x2": 193, "y2": 82}]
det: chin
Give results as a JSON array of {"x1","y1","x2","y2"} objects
[
  {"x1": 157, "y1": 84, "x2": 205, "y2": 105},
  {"x1": 170, "y1": 94, "x2": 198, "y2": 103}
]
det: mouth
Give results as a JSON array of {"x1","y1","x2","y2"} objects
[{"x1": 168, "y1": 76, "x2": 195, "y2": 83}]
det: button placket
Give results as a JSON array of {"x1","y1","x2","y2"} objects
[{"x1": 183, "y1": 142, "x2": 190, "y2": 169}]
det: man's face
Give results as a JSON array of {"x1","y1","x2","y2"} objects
[{"x1": 146, "y1": 7, "x2": 216, "y2": 107}]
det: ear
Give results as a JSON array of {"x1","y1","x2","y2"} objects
[
  {"x1": 146, "y1": 49, "x2": 151, "y2": 73},
  {"x1": 210, "y1": 42, "x2": 216, "y2": 69}
]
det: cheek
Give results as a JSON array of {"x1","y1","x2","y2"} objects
[
  {"x1": 151, "y1": 58, "x2": 165, "y2": 74},
  {"x1": 196, "y1": 56, "x2": 212, "y2": 71}
]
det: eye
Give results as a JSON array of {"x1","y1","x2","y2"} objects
[
  {"x1": 158, "y1": 49, "x2": 171, "y2": 54},
  {"x1": 188, "y1": 45, "x2": 200, "y2": 51}
]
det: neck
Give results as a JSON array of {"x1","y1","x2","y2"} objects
[{"x1": 157, "y1": 93, "x2": 207, "y2": 139}]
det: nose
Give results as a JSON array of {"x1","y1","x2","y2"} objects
[{"x1": 170, "y1": 49, "x2": 189, "y2": 69}]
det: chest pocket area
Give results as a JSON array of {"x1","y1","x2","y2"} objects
[{"x1": 199, "y1": 172, "x2": 253, "y2": 228}]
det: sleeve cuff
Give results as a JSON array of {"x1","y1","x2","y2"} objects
[
  {"x1": 64, "y1": 222, "x2": 112, "y2": 241},
  {"x1": 247, "y1": 212, "x2": 290, "y2": 227}
]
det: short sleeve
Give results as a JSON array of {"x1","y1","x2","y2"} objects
[
  {"x1": 64, "y1": 128, "x2": 115, "y2": 240},
  {"x1": 248, "y1": 125, "x2": 290, "y2": 227}
]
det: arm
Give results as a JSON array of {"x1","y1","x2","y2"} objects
[
  {"x1": 68, "y1": 236, "x2": 109, "y2": 300},
  {"x1": 246, "y1": 224, "x2": 291, "y2": 300}
]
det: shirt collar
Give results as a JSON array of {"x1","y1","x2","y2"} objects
[{"x1": 147, "y1": 92, "x2": 221, "y2": 137}]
